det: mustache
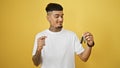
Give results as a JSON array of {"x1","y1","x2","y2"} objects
[{"x1": 56, "y1": 25, "x2": 63, "y2": 29}]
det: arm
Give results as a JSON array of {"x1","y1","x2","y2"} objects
[
  {"x1": 78, "y1": 32, "x2": 94, "y2": 62},
  {"x1": 32, "y1": 49, "x2": 42, "y2": 66},
  {"x1": 32, "y1": 36, "x2": 47, "y2": 66},
  {"x1": 78, "y1": 46, "x2": 92, "y2": 62}
]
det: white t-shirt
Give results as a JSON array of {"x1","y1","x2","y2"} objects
[{"x1": 32, "y1": 29, "x2": 84, "y2": 68}]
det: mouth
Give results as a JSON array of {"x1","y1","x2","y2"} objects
[
  {"x1": 58, "y1": 24, "x2": 63, "y2": 28},
  {"x1": 58, "y1": 25, "x2": 63, "y2": 28},
  {"x1": 56, "y1": 24, "x2": 63, "y2": 29},
  {"x1": 55, "y1": 22, "x2": 63, "y2": 29}
]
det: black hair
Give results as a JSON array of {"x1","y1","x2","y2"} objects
[{"x1": 45, "y1": 3, "x2": 63, "y2": 12}]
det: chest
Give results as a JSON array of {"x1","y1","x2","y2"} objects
[{"x1": 42, "y1": 35, "x2": 74, "y2": 59}]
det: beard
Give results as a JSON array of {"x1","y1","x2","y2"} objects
[
  {"x1": 49, "y1": 24, "x2": 63, "y2": 32},
  {"x1": 56, "y1": 25, "x2": 63, "y2": 29}
]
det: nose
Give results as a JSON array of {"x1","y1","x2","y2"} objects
[{"x1": 58, "y1": 17, "x2": 63, "y2": 23}]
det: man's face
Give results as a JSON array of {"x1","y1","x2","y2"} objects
[{"x1": 47, "y1": 11, "x2": 64, "y2": 29}]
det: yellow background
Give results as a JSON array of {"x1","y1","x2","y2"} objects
[{"x1": 0, "y1": 0, "x2": 120, "y2": 68}]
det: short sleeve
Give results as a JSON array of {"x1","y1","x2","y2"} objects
[
  {"x1": 74, "y1": 33, "x2": 84, "y2": 55},
  {"x1": 32, "y1": 35, "x2": 38, "y2": 56},
  {"x1": 32, "y1": 31, "x2": 47, "y2": 56}
]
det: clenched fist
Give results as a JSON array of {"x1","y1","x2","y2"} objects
[
  {"x1": 37, "y1": 36, "x2": 47, "y2": 52},
  {"x1": 83, "y1": 32, "x2": 94, "y2": 47}
]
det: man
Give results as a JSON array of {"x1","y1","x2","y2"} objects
[{"x1": 32, "y1": 3, "x2": 94, "y2": 68}]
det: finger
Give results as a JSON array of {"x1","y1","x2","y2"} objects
[
  {"x1": 85, "y1": 35, "x2": 93, "y2": 39},
  {"x1": 85, "y1": 32, "x2": 92, "y2": 36},
  {"x1": 83, "y1": 32, "x2": 88, "y2": 38},
  {"x1": 38, "y1": 36, "x2": 47, "y2": 41},
  {"x1": 84, "y1": 32, "x2": 90, "y2": 35},
  {"x1": 87, "y1": 40, "x2": 94, "y2": 46},
  {"x1": 40, "y1": 36, "x2": 47, "y2": 40},
  {"x1": 37, "y1": 36, "x2": 47, "y2": 46},
  {"x1": 85, "y1": 36, "x2": 93, "y2": 42}
]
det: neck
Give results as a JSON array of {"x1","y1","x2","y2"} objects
[{"x1": 49, "y1": 27, "x2": 62, "y2": 32}]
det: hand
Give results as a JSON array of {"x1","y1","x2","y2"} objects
[
  {"x1": 83, "y1": 32, "x2": 94, "y2": 47},
  {"x1": 37, "y1": 36, "x2": 47, "y2": 52}
]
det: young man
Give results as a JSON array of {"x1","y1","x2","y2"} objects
[{"x1": 32, "y1": 3, "x2": 94, "y2": 68}]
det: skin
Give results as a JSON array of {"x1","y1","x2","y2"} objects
[
  {"x1": 32, "y1": 10, "x2": 94, "y2": 66},
  {"x1": 47, "y1": 11, "x2": 64, "y2": 32}
]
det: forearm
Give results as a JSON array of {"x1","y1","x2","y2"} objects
[
  {"x1": 78, "y1": 46, "x2": 92, "y2": 62},
  {"x1": 32, "y1": 50, "x2": 42, "y2": 66}
]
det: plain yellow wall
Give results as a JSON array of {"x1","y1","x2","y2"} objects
[{"x1": 0, "y1": 0, "x2": 120, "y2": 68}]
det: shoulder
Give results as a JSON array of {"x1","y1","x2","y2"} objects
[
  {"x1": 63, "y1": 29, "x2": 76, "y2": 36},
  {"x1": 35, "y1": 29, "x2": 48, "y2": 38}
]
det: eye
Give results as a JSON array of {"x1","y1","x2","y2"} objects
[
  {"x1": 54, "y1": 15, "x2": 59, "y2": 18},
  {"x1": 61, "y1": 15, "x2": 63, "y2": 18}
]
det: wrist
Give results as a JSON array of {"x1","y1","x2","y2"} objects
[
  {"x1": 87, "y1": 41, "x2": 95, "y2": 47},
  {"x1": 35, "y1": 50, "x2": 41, "y2": 57}
]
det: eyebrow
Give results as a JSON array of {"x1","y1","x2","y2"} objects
[{"x1": 54, "y1": 14, "x2": 64, "y2": 16}]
